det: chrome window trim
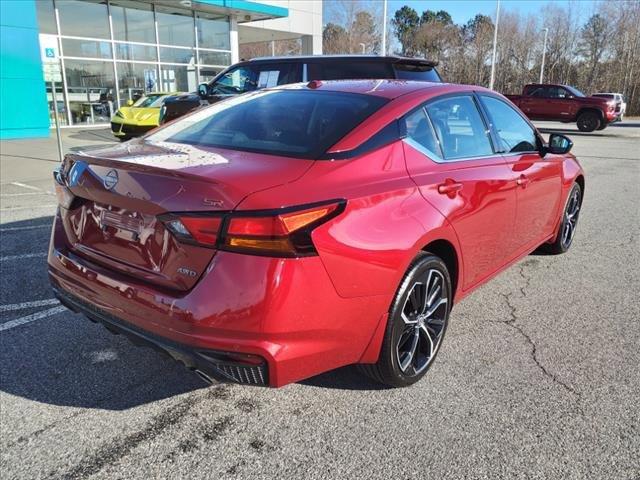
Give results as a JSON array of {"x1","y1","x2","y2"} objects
[{"x1": 403, "y1": 137, "x2": 500, "y2": 164}]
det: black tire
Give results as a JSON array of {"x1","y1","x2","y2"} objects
[
  {"x1": 596, "y1": 123, "x2": 607, "y2": 131},
  {"x1": 577, "y1": 111, "x2": 601, "y2": 132},
  {"x1": 359, "y1": 253, "x2": 451, "y2": 387},
  {"x1": 538, "y1": 182, "x2": 582, "y2": 254},
  {"x1": 119, "y1": 136, "x2": 131, "y2": 142}
]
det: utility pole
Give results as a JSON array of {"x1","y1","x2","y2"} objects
[
  {"x1": 489, "y1": 0, "x2": 500, "y2": 90},
  {"x1": 540, "y1": 28, "x2": 549, "y2": 83},
  {"x1": 381, "y1": 0, "x2": 387, "y2": 55}
]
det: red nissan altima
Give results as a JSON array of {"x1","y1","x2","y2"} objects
[{"x1": 49, "y1": 80, "x2": 584, "y2": 388}]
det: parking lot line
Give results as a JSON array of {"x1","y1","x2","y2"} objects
[
  {"x1": 0, "y1": 204, "x2": 57, "y2": 211},
  {"x1": 0, "y1": 306, "x2": 67, "y2": 332},
  {"x1": 10, "y1": 181, "x2": 43, "y2": 192},
  {"x1": 0, "y1": 252, "x2": 47, "y2": 261},
  {"x1": 1, "y1": 192, "x2": 55, "y2": 197},
  {"x1": 0, "y1": 299, "x2": 59, "y2": 312},
  {"x1": 0, "y1": 224, "x2": 51, "y2": 232}
]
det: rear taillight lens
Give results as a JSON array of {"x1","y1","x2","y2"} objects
[{"x1": 160, "y1": 200, "x2": 345, "y2": 257}]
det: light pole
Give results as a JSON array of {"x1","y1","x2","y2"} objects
[
  {"x1": 489, "y1": 0, "x2": 500, "y2": 90},
  {"x1": 359, "y1": 42, "x2": 366, "y2": 54},
  {"x1": 381, "y1": 0, "x2": 387, "y2": 55},
  {"x1": 540, "y1": 28, "x2": 549, "y2": 83}
]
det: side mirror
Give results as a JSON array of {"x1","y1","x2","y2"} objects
[
  {"x1": 547, "y1": 133, "x2": 573, "y2": 154},
  {"x1": 126, "y1": 99, "x2": 134, "y2": 106},
  {"x1": 197, "y1": 83, "x2": 209, "y2": 98}
]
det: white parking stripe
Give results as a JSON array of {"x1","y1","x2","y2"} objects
[
  {"x1": 0, "y1": 299, "x2": 59, "y2": 312},
  {"x1": 0, "y1": 306, "x2": 67, "y2": 332},
  {"x1": 0, "y1": 204, "x2": 57, "y2": 211},
  {"x1": 10, "y1": 182, "x2": 42, "y2": 192},
  {"x1": 0, "y1": 224, "x2": 50, "y2": 232},
  {"x1": 0, "y1": 252, "x2": 47, "y2": 261},
  {"x1": 1, "y1": 192, "x2": 55, "y2": 197}
]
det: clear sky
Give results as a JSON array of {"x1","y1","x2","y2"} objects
[{"x1": 385, "y1": 0, "x2": 599, "y2": 25}]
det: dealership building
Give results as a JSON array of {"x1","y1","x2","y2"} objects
[{"x1": 0, "y1": 0, "x2": 322, "y2": 139}]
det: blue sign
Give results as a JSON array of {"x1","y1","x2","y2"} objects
[{"x1": 45, "y1": 48, "x2": 55, "y2": 58}]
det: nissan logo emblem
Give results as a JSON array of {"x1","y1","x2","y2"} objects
[{"x1": 103, "y1": 169, "x2": 118, "y2": 190}]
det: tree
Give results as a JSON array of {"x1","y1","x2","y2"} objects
[
  {"x1": 578, "y1": 14, "x2": 611, "y2": 89},
  {"x1": 323, "y1": 22, "x2": 349, "y2": 54},
  {"x1": 392, "y1": 6, "x2": 420, "y2": 55},
  {"x1": 420, "y1": 10, "x2": 453, "y2": 26},
  {"x1": 351, "y1": 11, "x2": 380, "y2": 53}
]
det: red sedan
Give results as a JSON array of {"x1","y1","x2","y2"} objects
[{"x1": 49, "y1": 80, "x2": 584, "y2": 388}]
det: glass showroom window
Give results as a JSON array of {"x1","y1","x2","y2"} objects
[
  {"x1": 196, "y1": 13, "x2": 230, "y2": 50},
  {"x1": 36, "y1": 0, "x2": 232, "y2": 127},
  {"x1": 64, "y1": 60, "x2": 116, "y2": 125},
  {"x1": 156, "y1": 6, "x2": 195, "y2": 47},
  {"x1": 110, "y1": 0, "x2": 156, "y2": 44},
  {"x1": 117, "y1": 62, "x2": 159, "y2": 106},
  {"x1": 57, "y1": 0, "x2": 110, "y2": 39},
  {"x1": 160, "y1": 65, "x2": 197, "y2": 93}
]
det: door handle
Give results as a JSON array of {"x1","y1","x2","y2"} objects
[
  {"x1": 516, "y1": 175, "x2": 531, "y2": 188},
  {"x1": 437, "y1": 180, "x2": 463, "y2": 196}
]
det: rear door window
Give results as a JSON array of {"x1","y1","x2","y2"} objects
[
  {"x1": 255, "y1": 63, "x2": 301, "y2": 88},
  {"x1": 308, "y1": 61, "x2": 394, "y2": 80},
  {"x1": 424, "y1": 95, "x2": 494, "y2": 160},
  {"x1": 403, "y1": 108, "x2": 442, "y2": 158}
]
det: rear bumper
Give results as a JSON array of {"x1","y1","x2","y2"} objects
[
  {"x1": 54, "y1": 288, "x2": 268, "y2": 385},
  {"x1": 48, "y1": 213, "x2": 388, "y2": 387}
]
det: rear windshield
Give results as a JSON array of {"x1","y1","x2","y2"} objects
[
  {"x1": 148, "y1": 90, "x2": 388, "y2": 159},
  {"x1": 393, "y1": 64, "x2": 441, "y2": 82}
]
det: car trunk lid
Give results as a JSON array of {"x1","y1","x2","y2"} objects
[{"x1": 56, "y1": 140, "x2": 313, "y2": 291}]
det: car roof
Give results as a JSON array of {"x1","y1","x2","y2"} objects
[
  {"x1": 239, "y1": 54, "x2": 438, "y2": 67},
  {"x1": 274, "y1": 79, "x2": 483, "y2": 100}
]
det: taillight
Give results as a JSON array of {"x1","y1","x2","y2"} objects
[{"x1": 160, "y1": 200, "x2": 345, "y2": 257}]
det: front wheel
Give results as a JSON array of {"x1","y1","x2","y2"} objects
[
  {"x1": 538, "y1": 182, "x2": 582, "y2": 254},
  {"x1": 577, "y1": 112, "x2": 601, "y2": 132},
  {"x1": 359, "y1": 253, "x2": 451, "y2": 387}
]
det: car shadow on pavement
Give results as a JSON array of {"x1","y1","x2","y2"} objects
[
  {"x1": 300, "y1": 365, "x2": 392, "y2": 390},
  {"x1": 0, "y1": 216, "x2": 208, "y2": 411}
]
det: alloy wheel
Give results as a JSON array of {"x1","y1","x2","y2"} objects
[
  {"x1": 396, "y1": 269, "x2": 448, "y2": 376},
  {"x1": 561, "y1": 187, "x2": 581, "y2": 249}
]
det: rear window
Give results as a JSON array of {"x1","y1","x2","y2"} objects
[
  {"x1": 148, "y1": 90, "x2": 388, "y2": 159},
  {"x1": 308, "y1": 61, "x2": 394, "y2": 81},
  {"x1": 393, "y1": 64, "x2": 441, "y2": 82}
]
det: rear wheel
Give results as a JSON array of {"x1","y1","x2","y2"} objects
[
  {"x1": 538, "y1": 182, "x2": 582, "y2": 254},
  {"x1": 577, "y1": 111, "x2": 601, "y2": 132},
  {"x1": 359, "y1": 253, "x2": 451, "y2": 387}
]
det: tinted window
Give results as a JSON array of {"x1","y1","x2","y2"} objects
[
  {"x1": 480, "y1": 96, "x2": 538, "y2": 153},
  {"x1": 210, "y1": 64, "x2": 300, "y2": 95},
  {"x1": 529, "y1": 87, "x2": 548, "y2": 98},
  {"x1": 565, "y1": 86, "x2": 585, "y2": 97},
  {"x1": 150, "y1": 90, "x2": 388, "y2": 159},
  {"x1": 424, "y1": 96, "x2": 493, "y2": 160},
  {"x1": 308, "y1": 61, "x2": 394, "y2": 80},
  {"x1": 548, "y1": 87, "x2": 570, "y2": 99},
  {"x1": 403, "y1": 108, "x2": 441, "y2": 157},
  {"x1": 393, "y1": 64, "x2": 441, "y2": 82}
]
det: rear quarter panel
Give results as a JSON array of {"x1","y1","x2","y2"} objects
[{"x1": 237, "y1": 142, "x2": 462, "y2": 300}]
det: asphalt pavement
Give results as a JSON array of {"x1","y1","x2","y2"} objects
[{"x1": 0, "y1": 122, "x2": 638, "y2": 479}]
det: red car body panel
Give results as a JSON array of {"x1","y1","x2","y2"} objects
[{"x1": 48, "y1": 81, "x2": 584, "y2": 387}]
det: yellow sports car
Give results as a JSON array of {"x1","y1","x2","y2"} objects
[{"x1": 110, "y1": 92, "x2": 181, "y2": 141}]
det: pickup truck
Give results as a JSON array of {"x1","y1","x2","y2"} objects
[
  {"x1": 159, "y1": 55, "x2": 442, "y2": 124},
  {"x1": 505, "y1": 83, "x2": 620, "y2": 132}
]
